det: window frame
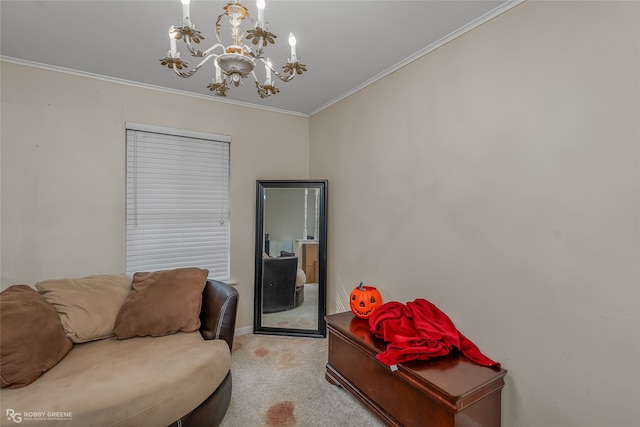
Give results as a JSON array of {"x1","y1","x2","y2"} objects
[{"x1": 125, "y1": 122, "x2": 231, "y2": 280}]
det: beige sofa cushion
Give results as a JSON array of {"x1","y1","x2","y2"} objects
[
  {"x1": 296, "y1": 268, "x2": 306, "y2": 288},
  {"x1": 36, "y1": 274, "x2": 132, "y2": 343},
  {"x1": 0, "y1": 285, "x2": 73, "y2": 389},
  {"x1": 0, "y1": 332, "x2": 231, "y2": 427},
  {"x1": 113, "y1": 267, "x2": 208, "y2": 339}
]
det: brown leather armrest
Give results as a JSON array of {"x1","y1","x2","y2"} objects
[{"x1": 199, "y1": 280, "x2": 239, "y2": 352}]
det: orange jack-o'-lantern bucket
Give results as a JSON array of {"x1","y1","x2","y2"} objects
[{"x1": 349, "y1": 283, "x2": 383, "y2": 319}]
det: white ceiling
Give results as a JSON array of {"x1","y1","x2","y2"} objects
[{"x1": 0, "y1": 1, "x2": 519, "y2": 116}]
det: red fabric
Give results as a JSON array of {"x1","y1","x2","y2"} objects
[{"x1": 368, "y1": 299, "x2": 500, "y2": 368}]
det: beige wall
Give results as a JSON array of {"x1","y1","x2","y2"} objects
[
  {"x1": 1, "y1": 1, "x2": 639, "y2": 425},
  {"x1": 0, "y1": 63, "x2": 309, "y2": 329},
  {"x1": 310, "y1": 1, "x2": 639, "y2": 426},
  {"x1": 264, "y1": 188, "x2": 307, "y2": 246}
]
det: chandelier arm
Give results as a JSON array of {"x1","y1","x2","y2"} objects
[
  {"x1": 200, "y1": 43, "x2": 226, "y2": 57},
  {"x1": 172, "y1": 54, "x2": 219, "y2": 78},
  {"x1": 255, "y1": 57, "x2": 296, "y2": 83},
  {"x1": 214, "y1": 13, "x2": 225, "y2": 45},
  {"x1": 183, "y1": 39, "x2": 225, "y2": 58},
  {"x1": 184, "y1": 41, "x2": 204, "y2": 57},
  {"x1": 185, "y1": 46, "x2": 202, "y2": 57},
  {"x1": 272, "y1": 69, "x2": 296, "y2": 83},
  {"x1": 267, "y1": 66, "x2": 288, "y2": 82},
  {"x1": 242, "y1": 44, "x2": 265, "y2": 60}
]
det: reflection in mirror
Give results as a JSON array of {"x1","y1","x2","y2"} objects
[{"x1": 254, "y1": 180, "x2": 327, "y2": 338}]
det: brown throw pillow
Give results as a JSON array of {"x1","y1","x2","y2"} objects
[
  {"x1": 36, "y1": 274, "x2": 132, "y2": 343},
  {"x1": 113, "y1": 267, "x2": 209, "y2": 339},
  {"x1": 1, "y1": 285, "x2": 73, "y2": 389}
]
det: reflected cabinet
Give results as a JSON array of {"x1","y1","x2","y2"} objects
[{"x1": 254, "y1": 180, "x2": 327, "y2": 337}]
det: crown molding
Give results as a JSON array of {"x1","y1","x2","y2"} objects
[
  {"x1": 0, "y1": 56, "x2": 309, "y2": 118},
  {"x1": 307, "y1": 0, "x2": 526, "y2": 116}
]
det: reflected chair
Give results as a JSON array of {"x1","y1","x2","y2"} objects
[{"x1": 262, "y1": 256, "x2": 302, "y2": 313}]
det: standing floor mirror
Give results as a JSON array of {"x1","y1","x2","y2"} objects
[{"x1": 254, "y1": 180, "x2": 327, "y2": 337}]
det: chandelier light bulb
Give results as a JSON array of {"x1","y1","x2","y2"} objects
[
  {"x1": 257, "y1": 0, "x2": 265, "y2": 26},
  {"x1": 265, "y1": 58, "x2": 272, "y2": 85},
  {"x1": 180, "y1": 0, "x2": 190, "y2": 20},
  {"x1": 288, "y1": 33, "x2": 297, "y2": 62}
]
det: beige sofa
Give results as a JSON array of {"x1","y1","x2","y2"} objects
[{"x1": 0, "y1": 269, "x2": 239, "y2": 427}]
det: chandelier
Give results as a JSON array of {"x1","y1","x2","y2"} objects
[{"x1": 160, "y1": 0, "x2": 307, "y2": 98}]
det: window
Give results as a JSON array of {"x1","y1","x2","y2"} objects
[{"x1": 125, "y1": 123, "x2": 230, "y2": 281}]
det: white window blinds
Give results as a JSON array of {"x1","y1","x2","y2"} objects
[{"x1": 125, "y1": 124, "x2": 230, "y2": 281}]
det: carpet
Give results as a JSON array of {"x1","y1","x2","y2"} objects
[{"x1": 220, "y1": 333, "x2": 385, "y2": 427}]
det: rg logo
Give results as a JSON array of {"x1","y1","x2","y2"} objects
[{"x1": 6, "y1": 409, "x2": 22, "y2": 423}]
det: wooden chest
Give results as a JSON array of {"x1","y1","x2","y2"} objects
[{"x1": 325, "y1": 312, "x2": 507, "y2": 427}]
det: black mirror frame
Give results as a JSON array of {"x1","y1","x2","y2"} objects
[{"x1": 253, "y1": 179, "x2": 328, "y2": 338}]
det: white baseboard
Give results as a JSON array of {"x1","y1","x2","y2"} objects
[{"x1": 235, "y1": 325, "x2": 253, "y2": 336}]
